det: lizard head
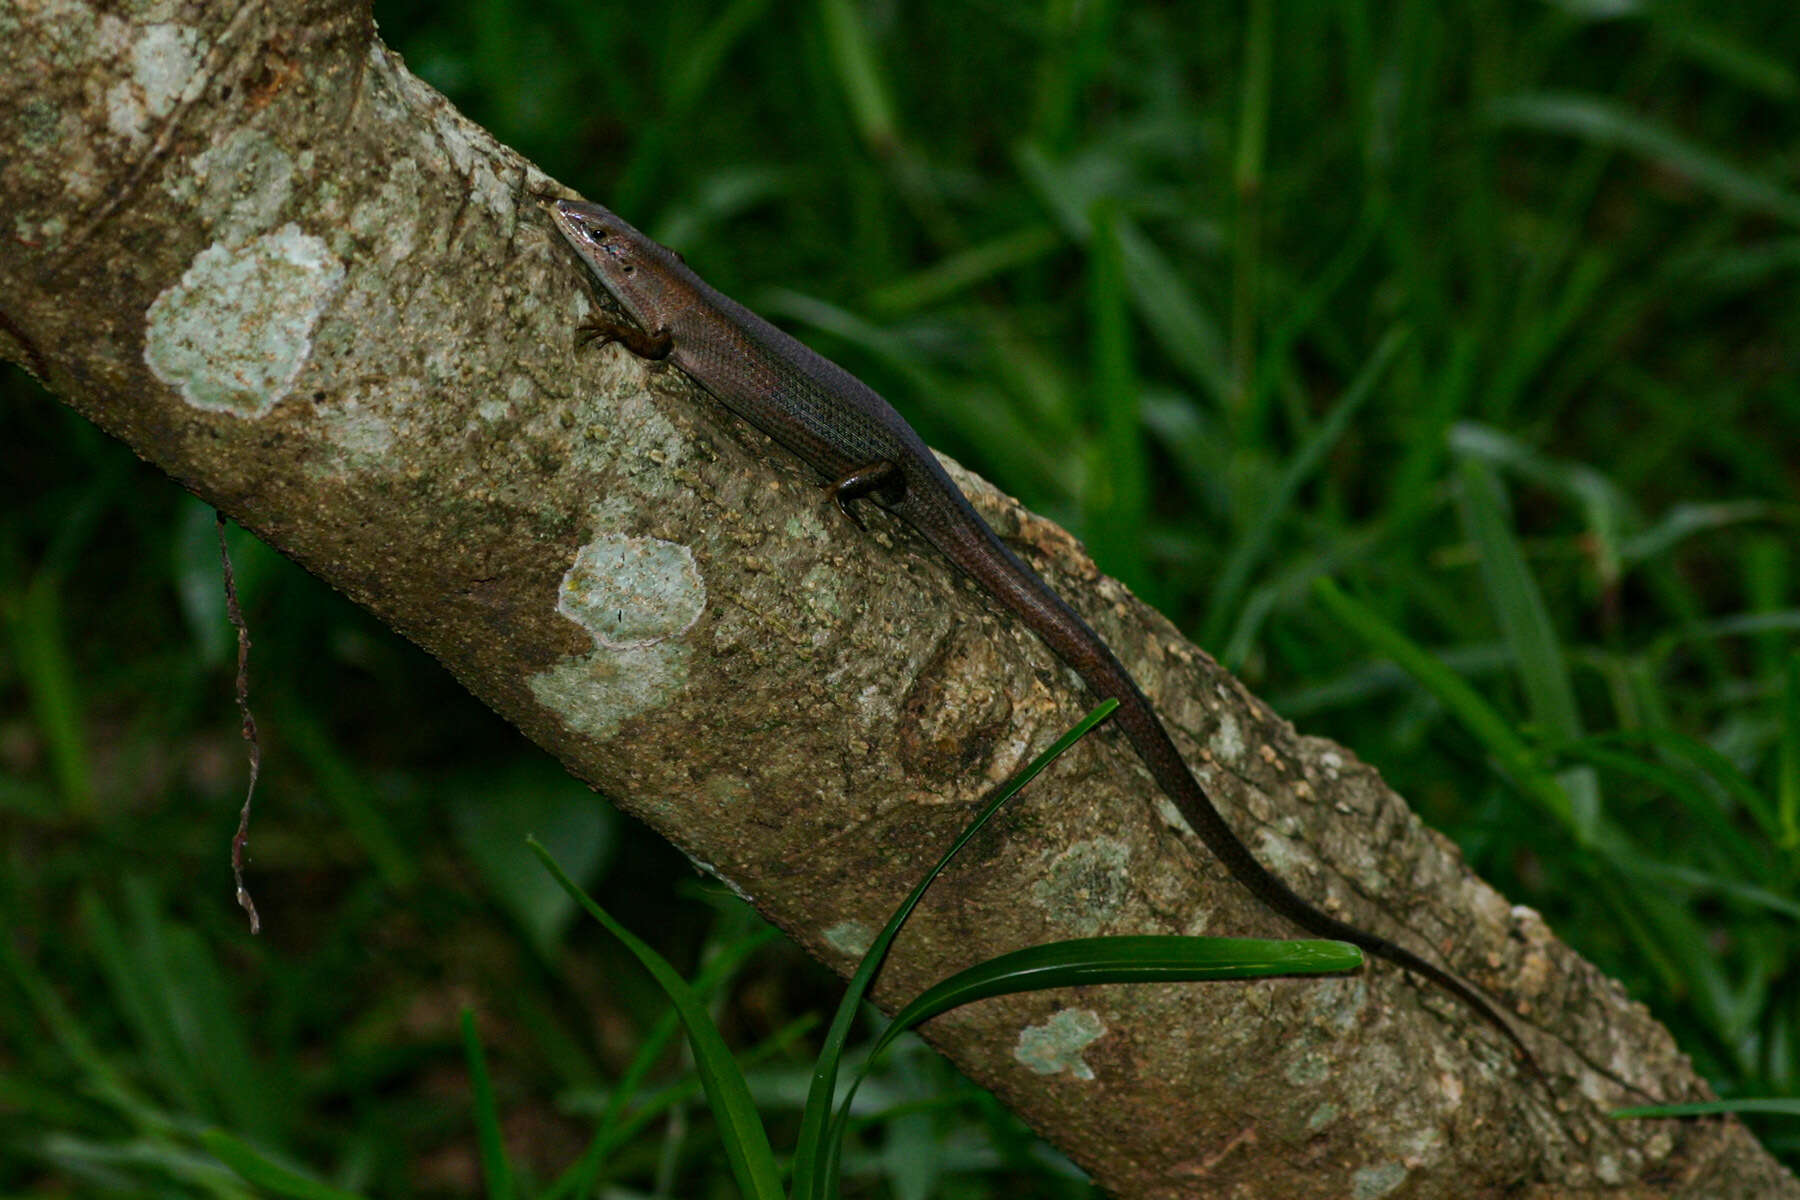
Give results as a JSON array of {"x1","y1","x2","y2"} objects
[{"x1": 545, "y1": 198, "x2": 690, "y2": 330}]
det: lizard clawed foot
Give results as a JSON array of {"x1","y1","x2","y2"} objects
[
  {"x1": 577, "y1": 318, "x2": 672, "y2": 361},
  {"x1": 825, "y1": 461, "x2": 900, "y2": 530}
]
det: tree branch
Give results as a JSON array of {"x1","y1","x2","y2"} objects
[{"x1": 1, "y1": 2, "x2": 1790, "y2": 1194}]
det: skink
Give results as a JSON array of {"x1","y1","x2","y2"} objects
[{"x1": 545, "y1": 195, "x2": 1539, "y2": 1080}]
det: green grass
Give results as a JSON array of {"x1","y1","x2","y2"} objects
[{"x1": 4, "y1": 0, "x2": 1799, "y2": 1192}]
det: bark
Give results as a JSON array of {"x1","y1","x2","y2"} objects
[{"x1": 1, "y1": 3, "x2": 1791, "y2": 1196}]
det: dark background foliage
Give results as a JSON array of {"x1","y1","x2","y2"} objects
[{"x1": 3, "y1": 1, "x2": 1797, "y2": 1193}]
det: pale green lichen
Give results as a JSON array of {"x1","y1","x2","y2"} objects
[
  {"x1": 823, "y1": 921, "x2": 874, "y2": 958},
  {"x1": 703, "y1": 774, "x2": 751, "y2": 806},
  {"x1": 527, "y1": 641, "x2": 693, "y2": 742},
  {"x1": 1208, "y1": 710, "x2": 1244, "y2": 763},
  {"x1": 529, "y1": 532, "x2": 707, "y2": 739},
  {"x1": 318, "y1": 391, "x2": 402, "y2": 463},
  {"x1": 1014, "y1": 1008, "x2": 1104, "y2": 1080},
  {"x1": 350, "y1": 157, "x2": 426, "y2": 267},
  {"x1": 1284, "y1": 1051, "x2": 1333, "y2": 1088},
  {"x1": 106, "y1": 22, "x2": 202, "y2": 141},
  {"x1": 1350, "y1": 1161, "x2": 1408, "y2": 1198},
  {"x1": 799, "y1": 563, "x2": 845, "y2": 621},
  {"x1": 185, "y1": 129, "x2": 298, "y2": 239},
  {"x1": 144, "y1": 225, "x2": 346, "y2": 416},
  {"x1": 1028, "y1": 838, "x2": 1131, "y2": 936},
  {"x1": 557, "y1": 534, "x2": 705, "y2": 649}
]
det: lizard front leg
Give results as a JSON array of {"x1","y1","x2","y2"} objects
[{"x1": 578, "y1": 313, "x2": 672, "y2": 361}]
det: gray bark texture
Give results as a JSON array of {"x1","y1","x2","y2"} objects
[{"x1": 1, "y1": 2, "x2": 1791, "y2": 1196}]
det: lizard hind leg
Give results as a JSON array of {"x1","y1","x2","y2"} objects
[{"x1": 825, "y1": 460, "x2": 902, "y2": 529}]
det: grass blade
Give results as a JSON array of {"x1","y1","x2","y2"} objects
[
  {"x1": 542, "y1": 927, "x2": 783, "y2": 1199},
  {"x1": 3, "y1": 571, "x2": 92, "y2": 813},
  {"x1": 816, "y1": 0, "x2": 896, "y2": 152},
  {"x1": 792, "y1": 699, "x2": 1119, "y2": 1200},
  {"x1": 460, "y1": 1010, "x2": 512, "y2": 1200},
  {"x1": 873, "y1": 936, "x2": 1359, "y2": 1059},
  {"x1": 822, "y1": 940, "x2": 1359, "y2": 1185},
  {"x1": 1311, "y1": 578, "x2": 1576, "y2": 831},
  {"x1": 528, "y1": 841, "x2": 785, "y2": 1200},
  {"x1": 1202, "y1": 327, "x2": 1405, "y2": 654},
  {"x1": 1550, "y1": 734, "x2": 1765, "y2": 880},
  {"x1": 547, "y1": 1013, "x2": 815, "y2": 1200},
  {"x1": 199, "y1": 1130, "x2": 368, "y2": 1200},
  {"x1": 1114, "y1": 217, "x2": 1231, "y2": 405},
  {"x1": 1613, "y1": 1098, "x2": 1800, "y2": 1119},
  {"x1": 1087, "y1": 198, "x2": 1149, "y2": 595},
  {"x1": 1453, "y1": 456, "x2": 1599, "y2": 836},
  {"x1": 1782, "y1": 652, "x2": 1800, "y2": 850},
  {"x1": 278, "y1": 704, "x2": 417, "y2": 890},
  {"x1": 1489, "y1": 93, "x2": 1800, "y2": 227},
  {"x1": 868, "y1": 224, "x2": 1063, "y2": 315}
]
